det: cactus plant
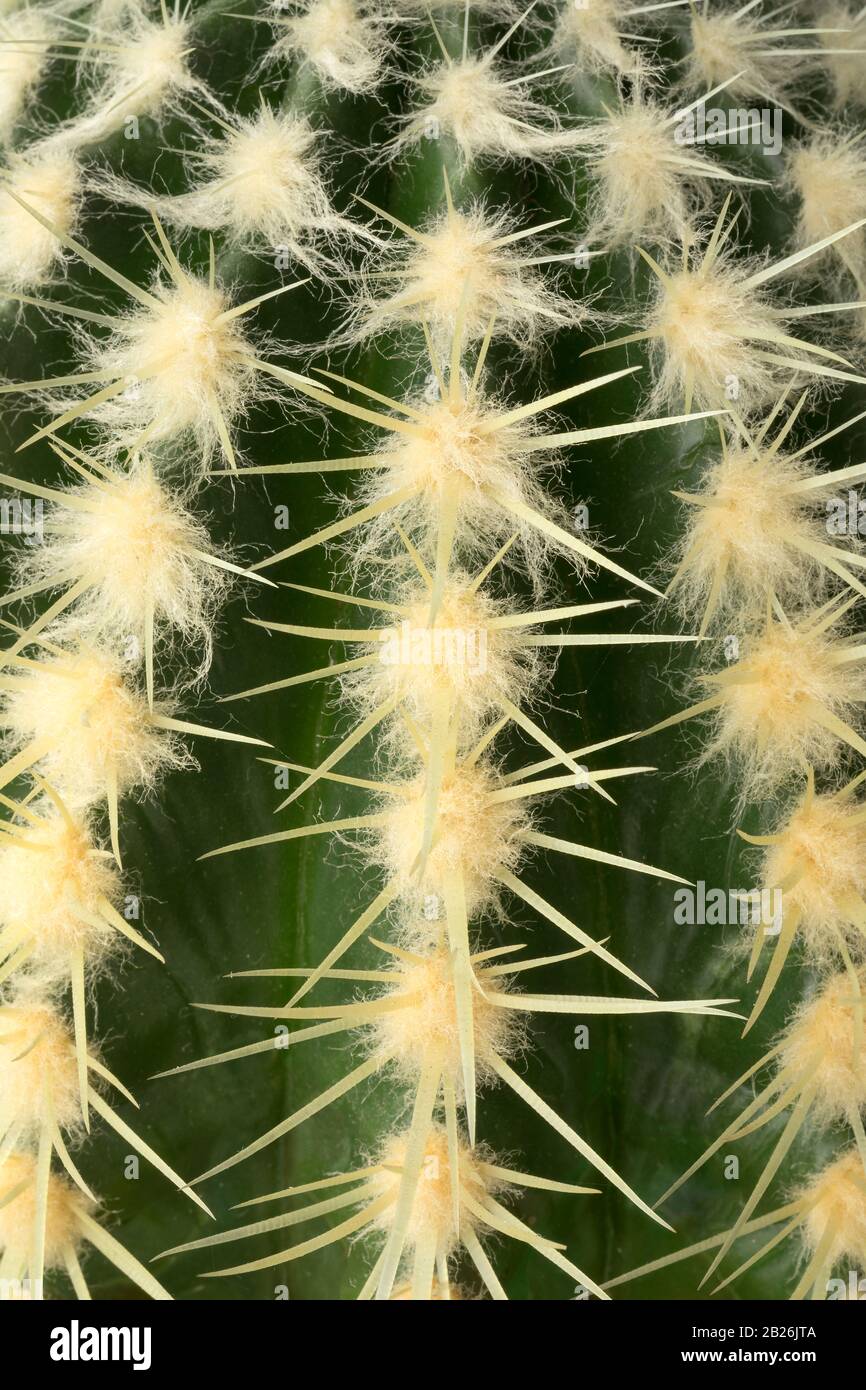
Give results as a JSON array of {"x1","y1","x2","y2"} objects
[{"x1": 1, "y1": 0, "x2": 866, "y2": 1304}]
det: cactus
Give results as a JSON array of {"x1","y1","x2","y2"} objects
[{"x1": 1, "y1": 0, "x2": 865, "y2": 1304}]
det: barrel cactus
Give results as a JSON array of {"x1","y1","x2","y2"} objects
[{"x1": 1, "y1": 0, "x2": 865, "y2": 1303}]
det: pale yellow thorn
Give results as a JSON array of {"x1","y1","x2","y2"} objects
[
  {"x1": 251, "y1": 485, "x2": 421, "y2": 570},
  {"x1": 150, "y1": 714, "x2": 271, "y2": 747},
  {"x1": 286, "y1": 878, "x2": 402, "y2": 1007},
  {"x1": 78, "y1": 1214, "x2": 171, "y2": 1300},
  {"x1": 443, "y1": 865, "x2": 476, "y2": 1145},
  {"x1": 202, "y1": 1198, "x2": 392, "y2": 1279},
  {"x1": 199, "y1": 811, "x2": 391, "y2": 861},
  {"x1": 490, "y1": 1052, "x2": 673, "y2": 1230},
  {"x1": 220, "y1": 655, "x2": 377, "y2": 704},
  {"x1": 191, "y1": 1053, "x2": 388, "y2": 1185},
  {"x1": 274, "y1": 692, "x2": 401, "y2": 811},
  {"x1": 522, "y1": 829, "x2": 690, "y2": 885},
  {"x1": 375, "y1": 1052, "x2": 443, "y2": 1301},
  {"x1": 71, "y1": 948, "x2": 90, "y2": 1133},
  {"x1": 478, "y1": 366, "x2": 639, "y2": 434},
  {"x1": 699, "y1": 1077, "x2": 820, "y2": 1288},
  {"x1": 89, "y1": 1091, "x2": 213, "y2": 1218}
]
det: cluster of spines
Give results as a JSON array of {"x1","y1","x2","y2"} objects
[
  {"x1": 0, "y1": 0, "x2": 286, "y2": 1299},
  {"x1": 134, "y1": 4, "x2": 760, "y2": 1300},
  {"x1": 586, "y1": 11, "x2": 866, "y2": 1299}
]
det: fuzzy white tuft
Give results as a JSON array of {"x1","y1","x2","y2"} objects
[
  {"x1": 1, "y1": 644, "x2": 193, "y2": 808},
  {"x1": 817, "y1": 3, "x2": 866, "y2": 109},
  {"x1": 85, "y1": 277, "x2": 261, "y2": 462},
  {"x1": 799, "y1": 1149, "x2": 866, "y2": 1269},
  {"x1": 0, "y1": 144, "x2": 81, "y2": 291},
  {"x1": 344, "y1": 195, "x2": 586, "y2": 350},
  {"x1": 13, "y1": 452, "x2": 231, "y2": 676},
  {"x1": 573, "y1": 82, "x2": 764, "y2": 251},
  {"x1": 788, "y1": 130, "x2": 866, "y2": 292},
  {"x1": 370, "y1": 949, "x2": 522, "y2": 1094},
  {"x1": 699, "y1": 607, "x2": 866, "y2": 795},
  {"x1": 374, "y1": 759, "x2": 531, "y2": 916},
  {"x1": 263, "y1": 0, "x2": 389, "y2": 94},
  {"x1": 780, "y1": 971, "x2": 866, "y2": 1121},
  {"x1": 344, "y1": 574, "x2": 543, "y2": 753},
  {"x1": 394, "y1": 54, "x2": 577, "y2": 167},
  {"x1": 1, "y1": 221, "x2": 307, "y2": 470},
  {"x1": 756, "y1": 782, "x2": 866, "y2": 967},
  {"x1": 614, "y1": 199, "x2": 866, "y2": 414},
  {"x1": 65, "y1": 3, "x2": 207, "y2": 146},
  {"x1": 0, "y1": 797, "x2": 121, "y2": 981},
  {"x1": 667, "y1": 431, "x2": 856, "y2": 632},
  {"x1": 0, "y1": 6, "x2": 55, "y2": 143},
  {"x1": 95, "y1": 103, "x2": 352, "y2": 271},
  {"x1": 682, "y1": 0, "x2": 823, "y2": 110},
  {"x1": 550, "y1": 0, "x2": 655, "y2": 77},
  {"x1": 333, "y1": 375, "x2": 613, "y2": 599},
  {"x1": 0, "y1": 995, "x2": 83, "y2": 1139},
  {"x1": 368, "y1": 1126, "x2": 508, "y2": 1259},
  {"x1": 0, "y1": 1153, "x2": 92, "y2": 1269}
]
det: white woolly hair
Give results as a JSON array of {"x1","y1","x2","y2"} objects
[
  {"x1": 341, "y1": 573, "x2": 544, "y2": 755},
  {"x1": 262, "y1": 0, "x2": 391, "y2": 95},
  {"x1": 367, "y1": 1126, "x2": 509, "y2": 1260},
  {"x1": 572, "y1": 82, "x2": 760, "y2": 251},
  {"x1": 779, "y1": 970, "x2": 866, "y2": 1122},
  {"x1": 681, "y1": 0, "x2": 820, "y2": 108},
  {"x1": 799, "y1": 1149, "x2": 866, "y2": 1269},
  {"x1": 758, "y1": 785, "x2": 866, "y2": 967},
  {"x1": 370, "y1": 757, "x2": 533, "y2": 918},
  {"x1": 0, "y1": 795, "x2": 121, "y2": 982},
  {"x1": 0, "y1": 1153, "x2": 92, "y2": 1268},
  {"x1": 56, "y1": 252, "x2": 286, "y2": 468},
  {"x1": 61, "y1": 1, "x2": 208, "y2": 146},
  {"x1": 1, "y1": 644, "x2": 194, "y2": 808},
  {"x1": 0, "y1": 142, "x2": 81, "y2": 291},
  {"x1": 368, "y1": 946, "x2": 524, "y2": 1096},
  {"x1": 549, "y1": 0, "x2": 655, "y2": 78},
  {"x1": 699, "y1": 608, "x2": 866, "y2": 795},
  {"x1": 817, "y1": 3, "x2": 866, "y2": 109},
  {"x1": 393, "y1": 53, "x2": 577, "y2": 167},
  {"x1": 342, "y1": 196, "x2": 586, "y2": 351},
  {"x1": 668, "y1": 438, "x2": 838, "y2": 632},
  {"x1": 0, "y1": 993, "x2": 83, "y2": 1139},
  {"x1": 15, "y1": 452, "x2": 231, "y2": 675},
  {"x1": 390, "y1": 0, "x2": 522, "y2": 13},
  {"x1": 87, "y1": 0, "x2": 138, "y2": 28},
  {"x1": 0, "y1": 5, "x2": 56, "y2": 143},
  {"x1": 347, "y1": 385, "x2": 579, "y2": 597},
  {"x1": 787, "y1": 130, "x2": 866, "y2": 292},
  {"x1": 93, "y1": 103, "x2": 354, "y2": 272},
  {"x1": 639, "y1": 205, "x2": 863, "y2": 414}
]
